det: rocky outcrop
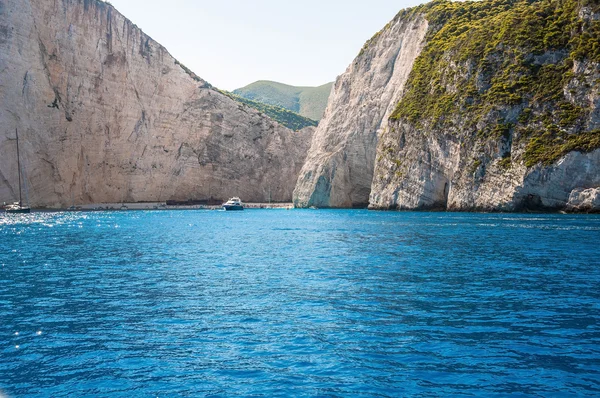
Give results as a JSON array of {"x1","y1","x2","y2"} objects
[
  {"x1": 0, "y1": 0, "x2": 312, "y2": 208},
  {"x1": 293, "y1": 12, "x2": 428, "y2": 208},
  {"x1": 567, "y1": 187, "x2": 600, "y2": 213},
  {"x1": 370, "y1": 127, "x2": 600, "y2": 211}
]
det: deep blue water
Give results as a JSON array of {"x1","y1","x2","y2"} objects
[{"x1": 1, "y1": 210, "x2": 599, "y2": 397}]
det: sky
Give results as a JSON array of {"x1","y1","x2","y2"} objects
[{"x1": 107, "y1": 0, "x2": 426, "y2": 91}]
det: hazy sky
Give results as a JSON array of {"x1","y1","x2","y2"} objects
[{"x1": 107, "y1": 0, "x2": 426, "y2": 90}]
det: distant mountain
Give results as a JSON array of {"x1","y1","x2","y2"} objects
[
  {"x1": 233, "y1": 81, "x2": 334, "y2": 121},
  {"x1": 220, "y1": 91, "x2": 318, "y2": 131}
]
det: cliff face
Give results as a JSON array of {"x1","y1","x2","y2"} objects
[
  {"x1": 371, "y1": 0, "x2": 600, "y2": 212},
  {"x1": 0, "y1": 0, "x2": 313, "y2": 208},
  {"x1": 293, "y1": 13, "x2": 428, "y2": 208},
  {"x1": 296, "y1": 0, "x2": 600, "y2": 212}
]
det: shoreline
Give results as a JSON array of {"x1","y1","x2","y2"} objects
[
  {"x1": 19, "y1": 202, "x2": 296, "y2": 212},
  {"x1": 3, "y1": 203, "x2": 599, "y2": 214}
]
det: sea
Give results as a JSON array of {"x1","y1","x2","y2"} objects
[{"x1": 1, "y1": 209, "x2": 599, "y2": 397}]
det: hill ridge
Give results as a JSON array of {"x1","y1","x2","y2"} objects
[{"x1": 233, "y1": 81, "x2": 333, "y2": 121}]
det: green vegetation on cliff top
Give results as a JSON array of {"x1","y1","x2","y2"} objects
[
  {"x1": 391, "y1": 0, "x2": 600, "y2": 167},
  {"x1": 233, "y1": 81, "x2": 333, "y2": 121},
  {"x1": 220, "y1": 91, "x2": 318, "y2": 131},
  {"x1": 172, "y1": 64, "x2": 316, "y2": 131}
]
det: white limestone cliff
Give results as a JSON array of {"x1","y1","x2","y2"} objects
[
  {"x1": 0, "y1": 0, "x2": 313, "y2": 208},
  {"x1": 295, "y1": 2, "x2": 599, "y2": 213},
  {"x1": 293, "y1": 13, "x2": 428, "y2": 208},
  {"x1": 370, "y1": 61, "x2": 600, "y2": 212},
  {"x1": 370, "y1": 124, "x2": 600, "y2": 211},
  {"x1": 566, "y1": 187, "x2": 600, "y2": 213}
]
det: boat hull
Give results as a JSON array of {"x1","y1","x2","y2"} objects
[
  {"x1": 6, "y1": 208, "x2": 31, "y2": 214},
  {"x1": 222, "y1": 205, "x2": 244, "y2": 211}
]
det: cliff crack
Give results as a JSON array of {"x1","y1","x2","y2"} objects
[
  {"x1": 22, "y1": 71, "x2": 29, "y2": 96},
  {"x1": 33, "y1": 15, "x2": 66, "y2": 115}
]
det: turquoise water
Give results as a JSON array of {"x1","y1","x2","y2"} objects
[{"x1": 1, "y1": 210, "x2": 599, "y2": 397}]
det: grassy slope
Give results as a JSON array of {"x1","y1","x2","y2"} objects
[
  {"x1": 233, "y1": 81, "x2": 333, "y2": 121},
  {"x1": 389, "y1": 0, "x2": 600, "y2": 167},
  {"x1": 219, "y1": 90, "x2": 317, "y2": 131}
]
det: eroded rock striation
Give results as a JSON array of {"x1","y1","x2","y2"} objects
[
  {"x1": 0, "y1": 0, "x2": 313, "y2": 208},
  {"x1": 296, "y1": 0, "x2": 600, "y2": 212}
]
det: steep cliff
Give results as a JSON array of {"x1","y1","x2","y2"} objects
[
  {"x1": 295, "y1": 0, "x2": 600, "y2": 212},
  {"x1": 0, "y1": 0, "x2": 313, "y2": 208},
  {"x1": 371, "y1": 0, "x2": 600, "y2": 211},
  {"x1": 293, "y1": 12, "x2": 429, "y2": 207}
]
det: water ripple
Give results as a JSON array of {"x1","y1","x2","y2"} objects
[{"x1": 0, "y1": 210, "x2": 599, "y2": 397}]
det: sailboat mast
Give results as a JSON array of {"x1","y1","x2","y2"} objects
[{"x1": 15, "y1": 128, "x2": 23, "y2": 207}]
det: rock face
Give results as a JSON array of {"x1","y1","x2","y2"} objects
[
  {"x1": 296, "y1": 0, "x2": 600, "y2": 212},
  {"x1": 0, "y1": 0, "x2": 313, "y2": 208},
  {"x1": 371, "y1": 130, "x2": 600, "y2": 211},
  {"x1": 293, "y1": 12, "x2": 428, "y2": 208},
  {"x1": 567, "y1": 187, "x2": 600, "y2": 213},
  {"x1": 370, "y1": 0, "x2": 600, "y2": 212}
]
